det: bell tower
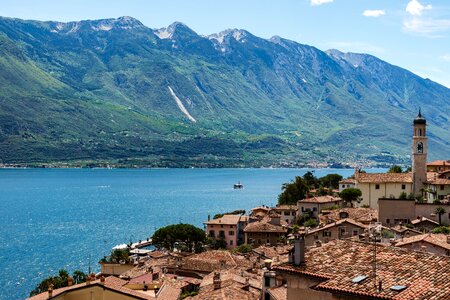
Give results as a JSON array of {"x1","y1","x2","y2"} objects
[{"x1": 412, "y1": 110, "x2": 427, "y2": 195}]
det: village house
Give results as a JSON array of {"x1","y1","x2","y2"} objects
[
  {"x1": 244, "y1": 215, "x2": 288, "y2": 247},
  {"x1": 338, "y1": 178, "x2": 355, "y2": 192},
  {"x1": 395, "y1": 233, "x2": 450, "y2": 256},
  {"x1": 388, "y1": 224, "x2": 422, "y2": 239},
  {"x1": 378, "y1": 198, "x2": 450, "y2": 226},
  {"x1": 297, "y1": 195, "x2": 342, "y2": 219},
  {"x1": 272, "y1": 204, "x2": 297, "y2": 225},
  {"x1": 204, "y1": 214, "x2": 249, "y2": 248},
  {"x1": 27, "y1": 275, "x2": 169, "y2": 300},
  {"x1": 354, "y1": 171, "x2": 413, "y2": 209},
  {"x1": 426, "y1": 170, "x2": 450, "y2": 202},
  {"x1": 304, "y1": 218, "x2": 367, "y2": 247},
  {"x1": 427, "y1": 160, "x2": 450, "y2": 172},
  {"x1": 320, "y1": 207, "x2": 378, "y2": 225},
  {"x1": 410, "y1": 216, "x2": 439, "y2": 232},
  {"x1": 250, "y1": 205, "x2": 271, "y2": 219},
  {"x1": 274, "y1": 238, "x2": 450, "y2": 300}
]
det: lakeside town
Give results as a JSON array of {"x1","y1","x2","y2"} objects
[{"x1": 27, "y1": 114, "x2": 450, "y2": 300}]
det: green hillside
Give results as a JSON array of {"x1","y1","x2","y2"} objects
[{"x1": 0, "y1": 16, "x2": 449, "y2": 167}]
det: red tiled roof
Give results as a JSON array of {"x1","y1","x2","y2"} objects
[
  {"x1": 298, "y1": 195, "x2": 342, "y2": 204},
  {"x1": 321, "y1": 208, "x2": 378, "y2": 224},
  {"x1": 306, "y1": 218, "x2": 367, "y2": 235},
  {"x1": 28, "y1": 276, "x2": 155, "y2": 300},
  {"x1": 181, "y1": 250, "x2": 237, "y2": 273},
  {"x1": 244, "y1": 218, "x2": 287, "y2": 233},
  {"x1": 267, "y1": 286, "x2": 287, "y2": 300},
  {"x1": 205, "y1": 215, "x2": 248, "y2": 225},
  {"x1": 395, "y1": 233, "x2": 450, "y2": 251},
  {"x1": 427, "y1": 160, "x2": 450, "y2": 166},
  {"x1": 339, "y1": 178, "x2": 356, "y2": 184},
  {"x1": 410, "y1": 217, "x2": 439, "y2": 226},
  {"x1": 355, "y1": 172, "x2": 412, "y2": 183},
  {"x1": 274, "y1": 239, "x2": 450, "y2": 299}
]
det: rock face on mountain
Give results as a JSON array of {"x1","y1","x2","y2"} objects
[{"x1": 0, "y1": 16, "x2": 449, "y2": 167}]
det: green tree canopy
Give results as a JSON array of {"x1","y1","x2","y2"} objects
[
  {"x1": 303, "y1": 171, "x2": 319, "y2": 188},
  {"x1": 152, "y1": 223, "x2": 206, "y2": 251},
  {"x1": 319, "y1": 174, "x2": 343, "y2": 189},
  {"x1": 387, "y1": 165, "x2": 403, "y2": 173},
  {"x1": 30, "y1": 269, "x2": 87, "y2": 296},
  {"x1": 339, "y1": 188, "x2": 362, "y2": 206},
  {"x1": 435, "y1": 207, "x2": 446, "y2": 225},
  {"x1": 278, "y1": 176, "x2": 309, "y2": 205}
]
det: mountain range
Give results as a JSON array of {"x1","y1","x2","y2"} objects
[{"x1": 0, "y1": 16, "x2": 449, "y2": 167}]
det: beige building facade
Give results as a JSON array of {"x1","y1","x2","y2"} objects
[
  {"x1": 204, "y1": 214, "x2": 249, "y2": 248},
  {"x1": 354, "y1": 172, "x2": 412, "y2": 209}
]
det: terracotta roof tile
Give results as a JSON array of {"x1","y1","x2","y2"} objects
[
  {"x1": 181, "y1": 250, "x2": 237, "y2": 273},
  {"x1": 410, "y1": 217, "x2": 439, "y2": 226},
  {"x1": 306, "y1": 218, "x2": 367, "y2": 235},
  {"x1": 274, "y1": 239, "x2": 450, "y2": 300},
  {"x1": 298, "y1": 195, "x2": 342, "y2": 204},
  {"x1": 205, "y1": 215, "x2": 248, "y2": 225},
  {"x1": 356, "y1": 172, "x2": 412, "y2": 183},
  {"x1": 395, "y1": 233, "x2": 450, "y2": 251},
  {"x1": 267, "y1": 286, "x2": 287, "y2": 300},
  {"x1": 427, "y1": 160, "x2": 450, "y2": 167},
  {"x1": 28, "y1": 276, "x2": 155, "y2": 300},
  {"x1": 321, "y1": 208, "x2": 378, "y2": 224},
  {"x1": 244, "y1": 218, "x2": 287, "y2": 233}
]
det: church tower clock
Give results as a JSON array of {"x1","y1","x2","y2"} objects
[{"x1": 412, "y1": 110, "x2": 427, "y2": 195}]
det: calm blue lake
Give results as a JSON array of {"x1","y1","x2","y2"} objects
[{"x1": 0, "y1": 168, "x2": 385, "y2": 299}]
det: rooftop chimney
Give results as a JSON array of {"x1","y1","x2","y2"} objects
[
  {"x1": 100, "y1": 275, "x2": 105, "y2": 285},
  {"x1": 213, "y1": 272, "x2": 221, "y2": 290},
  {"x1": 446, "y1": 236, "x2": 450, "y2": 244},
  {"x1": 293, "y1": 233, "x2": 306, "y2": 266}
]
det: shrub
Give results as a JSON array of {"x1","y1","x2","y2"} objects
[
  {"x1": 304, "y1": 219, "x2": 318, "y2": 228},
  {"x1": 399, "y1": 192, "x2": 408, "y2": 200},
  {"x1": 432, "y1": 226, "x2": 450, "y2": 234}
]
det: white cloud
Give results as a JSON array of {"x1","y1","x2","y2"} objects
[
  {"x1": 406, "y1": 0, "x2": 432, "y2": 16},
  {"x1": 441, "y1": 54, "x2": 450, "y2": 62},
  {"x1": 403, "y1": 18, "x2": 450, "y2": 35},
  {"x1": 362, "y1": 10, "x2": 386, "y2": 18},
  {"x1": 310, "y1": 0, "x2": 334, "y2": 6}
]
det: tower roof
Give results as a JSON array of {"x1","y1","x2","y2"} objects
[{"x1": 414, "y1": 109, "x2": 426, "y2": 125}]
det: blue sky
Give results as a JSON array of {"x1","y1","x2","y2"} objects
[{"x1": 1, "y1": 0, "x2": 450, "y2": 87}]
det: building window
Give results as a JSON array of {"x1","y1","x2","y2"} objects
[
  {"x1": 209, "y1": 231, "x2": 215, "y2": 238},
  {"x1": 417, "y1": 142, "x2": 423, "y2": 154},
  {"x1": 219, "y1": 231, "x2": 225, "y2": 238},
  {"x1": 353, "y1": 230, "x2": 359, "y2": 236},
  {"x1": 402, "y1": 184, "x2": 406, "y2": 190},
  {"x1": 322, "y1": 231, "x2": 331, "y2": 237},
  {"x1": 386, "y1": 219, "x2": 390, "y2": 224},
  {"x1": 284, "y1": 211, "x2": 290, "y2": 216},
  {"x1": 265, "y1": 277, "x2": 271, "y2": 287},
  {"x1": 229, "y1": 231, "x2": 234, "y2": 236},
  {"x1": 375, "y1": 184, "x2": 380, "y2": 190},
  {"x1": 441, "y1": 185, "x2": 445, "y2": 190},
  {"x1": 230, "y1": 240, "x2": 233, "y2": 246},
  {"x1": 220, "y1": 225, "x2": 223, "y2": 228},
  {"x1": 267, "y1": 239, "x2": 270, "y2": 244},
  {"x1": 314, "y1": 235, "x2": 319, "y2": 240},
  {"x1": 342, "y1": 185, "x2": 345, "y2": 188}
]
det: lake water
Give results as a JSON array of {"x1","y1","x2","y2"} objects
[{"x1": 0, "y1": 168, "x2": 385, "y2": 299}]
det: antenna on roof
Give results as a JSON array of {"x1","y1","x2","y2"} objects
[{"x1": 369, "y1": 222, "x2": 382, "y2": 293}]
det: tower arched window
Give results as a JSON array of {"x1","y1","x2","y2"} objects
[
  {"x1": 417, "y1": 142, "x2": 423, "y2": 154},
  {"x1": 418, "y1": 129, "x2": 422, "y2": 136}
]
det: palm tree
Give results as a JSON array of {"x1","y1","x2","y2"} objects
[{"x1": 435, "y1": 207, "x2": 446, "y2": 225}]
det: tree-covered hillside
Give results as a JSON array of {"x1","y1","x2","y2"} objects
[{"x1": 0, "y1": 16, "x2": 449, "y2": 167}]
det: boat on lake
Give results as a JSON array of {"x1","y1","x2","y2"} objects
[{"x1": 233, "y1": 181, "x2": 244, "y2": 189}]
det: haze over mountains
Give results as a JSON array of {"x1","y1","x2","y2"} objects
[{"x1": 0, "y1": 16, "x2": 449, "y2": 167}]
